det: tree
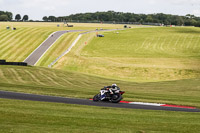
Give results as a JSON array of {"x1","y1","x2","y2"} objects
[
  {"x1": 0, "y1": 15, "x2": 9, "y2": 21},
  {"x1": 5, "y1": 11, "x2": 12, "y2": 21},
  {"x1": 129, "y1": 18, "x2": 136, "y2": 22},
  {"x1": 22, "y1": 15, "x2": 29, "y2": 21},
  {"x1": 0, "y1": 11, "x2": 12, "y2": 21},
  {"x1": 42, "y1": 16, "x2": 48, "y2": 21},
  {"x1": 48, "y1": 16, "x2": 56, "y2": 22},
  {"x1": 15, "y1": 14, "x2": 21, "y2": 21},
  {"x1": 146, "y1": 15, "x2": 153, "y2": 22}
]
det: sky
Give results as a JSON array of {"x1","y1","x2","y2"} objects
[{"x1": 0, "y1": 0, "x2": 200, "y2": 20}]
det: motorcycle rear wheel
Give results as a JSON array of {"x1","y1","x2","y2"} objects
[{"x1": 111, "y1": 94, "x2": 122, "y2": 103}]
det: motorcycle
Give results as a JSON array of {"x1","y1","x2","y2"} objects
[{"x1": 93, "y1": 88, "x2": 125, "y2": 103}]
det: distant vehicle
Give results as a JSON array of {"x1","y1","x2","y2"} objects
[
  {"x1": 97, "y1": 34, "x2": 104, "y2": 37},
  {"x1": 67, "y1": 24, "x2": 73, "y2": 27}
]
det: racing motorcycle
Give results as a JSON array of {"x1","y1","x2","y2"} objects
[{"x1": 93, "y1": 88, "x2": 125, "y2": 103}]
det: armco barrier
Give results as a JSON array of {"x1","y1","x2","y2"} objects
[
  {"x1": 0, "y1": 60, "x2": 27, "y2": 66},
  {"x1": 0, "y1": 60, "x2": 6, "y2": 63}
]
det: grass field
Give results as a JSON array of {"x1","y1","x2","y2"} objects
[
  {"x1": 0, "y1": 99, "x2": 200, "y2": 133},
  {"x1": 54, "y1": 27, "x2": 200, "y2": 82},
  {"x1": 0, "y1": 22, "x2": 123, "y2": 62}
]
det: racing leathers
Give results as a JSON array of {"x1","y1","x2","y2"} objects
[{"x1": 100, "y1": 85, "x2": 120, "y2": 100}]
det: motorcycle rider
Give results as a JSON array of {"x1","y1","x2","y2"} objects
[
  {"x1": 100, "y1": 84, "x2": 120, "y2": 100},
  {"x1": 108, "y1": 84, "x2": 120, "y2": 94}
]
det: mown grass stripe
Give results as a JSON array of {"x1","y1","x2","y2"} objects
[
  {"x1": 173, "y1": 35, "x2": 181, "y2": 49},
  {"x1": 3, "y1": 68, "x2": 19, "y2": 83},
  {"x1": 41, "y1": 69, "x2": 75, "y2": 86},
  {"x1": 24, "y1": 70, "x2": 46, "y2": 85},
  {"x1": 0, "y1": 69, "x2": 6, "y2": 81},
  {"x1": 9, "y1": 68, "x2": 25, "y2": 83},
  {"x1": 4, "y1": 29, "x2": 39, "y2": 55},
  {"x1": 38, "y1": 71, "x2": 64, "y2": 87},
  {"x1": 0, "y1": 30, "x2": 17, "y2": 44},
  {"x1": 7, "y1": 29, "x2": 42, "y2": 61},
  {"x1": 193, "y1": 35, "x2": 200, "y2": 50},
  {"x1": 152, "y1": 36, "x2": 160, "y2": 52},
  {"x1": 0, "y1": 28, "x2": 38, "y2": 57},
  {"x1": 180, "y1": 34, "x2": 189, "y2": 49},
  {"x1": 0, "y1": 29, "x2": 32, "y2": 60},
  {"x1": 0, "y1": 29, "x2": 12, "y2": 37},
  {"x1": 186, "y1": 35, "x2": 194, "y2": 49},
  {"x1": 0, "y1": 28, "x2": 26, "y2": 49}
]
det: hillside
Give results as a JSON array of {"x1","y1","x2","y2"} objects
[{"x1": 54, "y1": 27, "x2": 200, "y2": 82}]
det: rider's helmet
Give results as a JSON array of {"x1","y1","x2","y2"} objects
[{"x1": 112, "y1": 84, "x2": 117, "y2": 87}]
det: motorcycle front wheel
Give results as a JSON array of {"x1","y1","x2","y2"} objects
[{"x1": 93, "y1": 94, "x2": 101, "y2": 102}]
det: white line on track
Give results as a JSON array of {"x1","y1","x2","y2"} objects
[{"x1": 48, "y1": 34, "x2": 82, "y2": 68}]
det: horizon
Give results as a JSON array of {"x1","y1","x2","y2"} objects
[{"x1": 0, "y1": 0, "x2": 200, "y2": 20}]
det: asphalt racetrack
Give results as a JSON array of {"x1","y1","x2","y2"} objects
[
  {"x1": 0, "y1": 91, "x2": 199, "y2": 112},
  {"x1": 24, "y1": 30, "x2": 84, "y2": 65}
]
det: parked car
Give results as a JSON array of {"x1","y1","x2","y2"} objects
[{"x1": 97, "y1": 34, "x2": 104, "y2": 37}]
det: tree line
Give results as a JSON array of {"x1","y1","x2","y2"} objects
[
  {"x1": 43, "y1": 11, "x2": 200, "y2": 27},
  {"x1": 0, "y1": 11, "x2": 12, "y2": 21},
  {"x1": 0, "y1": 11, "x2": 29, "y2": 21}
]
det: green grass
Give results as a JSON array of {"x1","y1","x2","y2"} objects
[
  {"x1": 0, "y1": 65, "x2": 200, "y2": 108},
  {"x1": 82, "y1": 27, "x2": 200, "y2": 58},
  {"x1": 53, "y1": 27, "x2": 200, "y2": 81},
  {"x1": 0, "y1": 98, "x2": 200, "y2": 133},
  {"x1": 0, "y1": 22, "x2": 123, "y2": 62}
]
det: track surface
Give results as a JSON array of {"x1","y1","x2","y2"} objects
[
  {"x1": 0, "y1": 91, "x2": 199, "y2": 112},
  {"x1": 24, "y1": 30, "x2": 83, "y2": 65}
]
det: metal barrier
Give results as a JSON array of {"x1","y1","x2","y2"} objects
[{"x1": 0, "y1": 60, "x2": 27, "y2": 66}]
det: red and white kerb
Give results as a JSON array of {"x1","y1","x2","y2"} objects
[{"x1": 120, "y1": 101, "x2": 196, "y2": 109}]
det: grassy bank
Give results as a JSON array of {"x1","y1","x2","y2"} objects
[
  {"x1": 0, "y1": 99, "x2": 200, "y2": 133},
  {"x1": 54, "y1": 27, "x2": 200, "y2": 82}
]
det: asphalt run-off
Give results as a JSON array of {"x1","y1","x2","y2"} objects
[{"x1": 0, "y1": 91, "x2": 199, "y2": 112}]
